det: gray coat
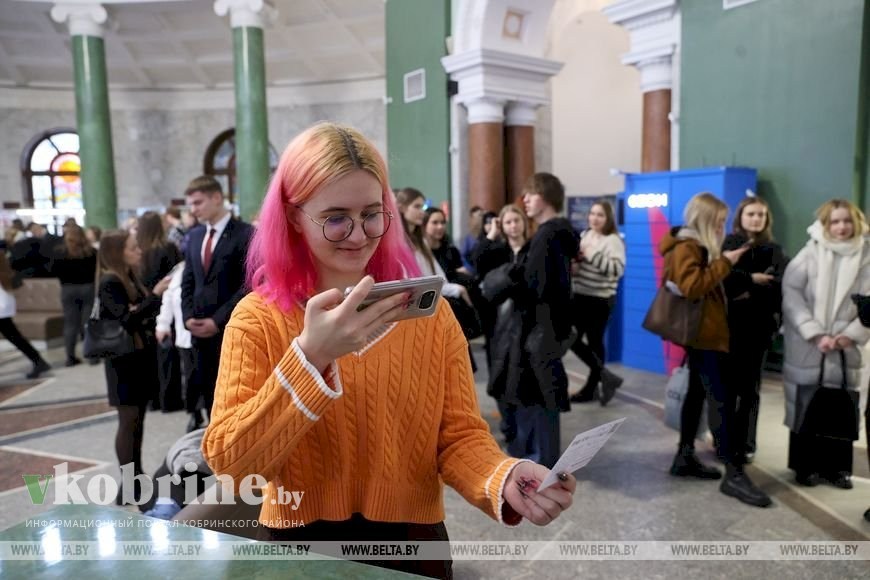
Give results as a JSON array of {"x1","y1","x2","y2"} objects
[{"x1": 781, "y1": 237, "x2": 870, "y2": 430}]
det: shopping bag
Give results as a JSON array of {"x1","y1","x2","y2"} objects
[{"x1": 663, "y1": 363, "x2": 708, "y2": 439}]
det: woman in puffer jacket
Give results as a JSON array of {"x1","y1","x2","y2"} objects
[{"x1": 782, "y1": 199, "x2": 870, "y2": 490}]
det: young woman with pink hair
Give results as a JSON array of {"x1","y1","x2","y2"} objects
[{"x1": 202, "y1": 122, "x2": 576, "y2": 578}]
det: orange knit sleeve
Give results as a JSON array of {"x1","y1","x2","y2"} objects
[
  {"x1": 202, "y1": 302, "x2": 343, "y2": 484},
  {"x1": 435, "y1": 309, "x2": 525, "y2": 526}
]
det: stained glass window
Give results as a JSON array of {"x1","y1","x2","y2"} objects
[
  {"x1": 23, "y1": 129, "x2": 83, "y2": 213},
  {"x1": 203, "y1": 128, "x2": 279, "y2": 205}
]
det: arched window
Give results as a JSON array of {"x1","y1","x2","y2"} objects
[
  {"x1": 203, "y1": 128, "x2": 278, "y2": 204},
  {"x1": 21, "y1": 129, "x2": 83, "y2": 211}
]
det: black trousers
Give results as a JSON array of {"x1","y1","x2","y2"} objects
[
  {"x1": 570, "y1": 294, "x2": 614, "y2": 392},
  {"x1": 681, "y1": 349, "x2": 739, "y2": 464},
  {"x1": 729, "y1": 340, "x2": 766, "y2": 456},
  {"x1": 266, "y1": 513, "x2": 452, "y2": 579},
  {"x1": 187, "y1": 334, "x2": 222, "y2": 415},
  {"x1": 60, "y1": 283, "x2": 94, "y2": 360},
  {"x1": 0, "y1": 317, "x2": 42, "y2": 365}
]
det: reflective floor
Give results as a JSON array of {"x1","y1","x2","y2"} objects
[{"x1": 0, "y1": 340, "x2": 867, "y2": 579}]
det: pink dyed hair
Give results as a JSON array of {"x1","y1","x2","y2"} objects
[{"x1": 246, "y1": 122, "x2": 420, "y2": 311}]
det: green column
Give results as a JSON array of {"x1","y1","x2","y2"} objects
[
  {"x1": 72, "y1": 35, "x2": 117, "y2": 230},
  {"x1": 232, "y1": 25, "x2": 270, "y2": 222}
]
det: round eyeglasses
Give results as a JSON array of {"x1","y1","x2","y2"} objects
[{"x1": 295, "y1": 206, "x2": 393, "y2": 242}]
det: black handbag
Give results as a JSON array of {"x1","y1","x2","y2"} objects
[
  {"x1": 794, "y1": 350, "x2": 860, "y2": 441},
  {"x1": 83, "y1": 288, "x2": 134, "y2": 359}
]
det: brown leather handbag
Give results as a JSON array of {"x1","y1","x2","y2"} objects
[{"x1": 642, "y1": 277, "x2": 703, "y2": 347}]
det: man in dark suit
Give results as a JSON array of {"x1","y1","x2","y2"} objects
[{"x1": 181, "y1": 176, "x2": 253, "y2": 432}]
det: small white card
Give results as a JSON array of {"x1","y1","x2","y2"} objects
[{"x1": 538, "y1": 418, "x2": 626, "y2": 490}]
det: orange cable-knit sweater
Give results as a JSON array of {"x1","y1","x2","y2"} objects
[{"x1": 202, "y1": 292, "x2": 526, "y2": 528}]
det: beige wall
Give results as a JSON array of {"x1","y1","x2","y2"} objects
[{"x1": 549, "y1": 8, "x2": 642, "y2": 197}]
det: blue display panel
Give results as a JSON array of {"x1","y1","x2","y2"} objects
[{"x1": 613, "y1": 167, "x2": 757, "y2": 374}]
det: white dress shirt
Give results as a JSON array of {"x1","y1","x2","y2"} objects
[{"x1": 200, "y1": 211, "x2": 232, "y2": 266}]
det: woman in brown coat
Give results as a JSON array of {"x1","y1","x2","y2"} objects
[{"x1": 659, "y1": 192, "x2": 770, "y2": 508}]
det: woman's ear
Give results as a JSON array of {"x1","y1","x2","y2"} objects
[{"x1": 286, "y1": 205, "x2": 303, "y2": 234}]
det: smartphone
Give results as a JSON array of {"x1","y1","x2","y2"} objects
[
  {"x1": 343, "y1": 275, "x2": 444, "y2": 321},
  {"x1": 764, "y1": 266, "x2": 776, "y2": 275}
]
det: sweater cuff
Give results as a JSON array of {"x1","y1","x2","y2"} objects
[
  {"x1": 272, "y1": 338, "x2": 342, "y2": 422},
  {"x1": 485, "y1": 457, "x2": 532, "y2": 527}
]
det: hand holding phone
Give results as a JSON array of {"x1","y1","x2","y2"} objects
[
  {"x1": 343, "y1": 275, "x2": 444, "y2": 321},
  {"x1": 296, "y1": 276, "x2": 420, "y2": 372}
]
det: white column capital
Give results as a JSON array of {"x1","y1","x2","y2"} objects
[
  {"x1": 463, "y1": 97, "x2": 506, "y2": 125},
  {"x1": 504, "y1": 101, "x2": 538, "y2": 127},
  {"x1": 443, "y1": 48, "x2": 562, "y2": 109},
  {"x1": 214, "y1": 0, "x2": 276, "y2": 29},
  {"x1": 50, "y1": 2, "x2": 108, "y2": 38},
  {"x1": 604, "y1": 0, "x2": 680, "y2": 93}
]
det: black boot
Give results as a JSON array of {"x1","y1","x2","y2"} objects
[
  {"x1": 569, "y1": 386, "x2": 596, "y2": 403},
  {"x1": 720, "y1": 466, "x2": 772, "y2": 507},
  {"x1": 670, "y1": 444, "x2": 722, "y2": 479},
  {"x1": 598, "y1": 368, "x2": 624, "y2": 406},
  {"x1": 26, "y1": 359, "x2": 51, "y2": 379}
]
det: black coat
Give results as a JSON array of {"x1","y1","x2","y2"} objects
[
  {"x1": 99, "y1": 273, "x2": 161, "y2": 406},
  {"x1": 477, "y1": 240, "x2": 530, "y2": 401},
  {"x1": 722, "y1": 233, "x2": 789, "y2": 349},
  {"x1": 141, "y1": 243, "x2": 182, "y2": 291},
  {"x1": 181, "y1": 219, "x2": 253, "y2": 330}
]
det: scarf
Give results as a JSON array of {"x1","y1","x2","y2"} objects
[{"x1": 807, "y1": 220, "x2": 866, "y2": 331}]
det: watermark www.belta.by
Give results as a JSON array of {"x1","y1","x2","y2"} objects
[{"x1": 21, "y1": 462, "x2": 303, "y2": 509}]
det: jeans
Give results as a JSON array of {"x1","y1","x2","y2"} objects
[
  {"x1": 570, "y1": 294, "x2": 614, "y2": 392},
  {"x1": 510, "y1": 405, "x2": 561, "y2": 468},
  {"x1": 61, "y1": 283, "x2": 94, "y2": 360},
  {"x1": 681, "y1": 349, "x2": 736, "y2": 464}
]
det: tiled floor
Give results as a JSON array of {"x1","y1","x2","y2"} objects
[{"x1": 0, "y1": 340, "x2": 867, "y2": 579}]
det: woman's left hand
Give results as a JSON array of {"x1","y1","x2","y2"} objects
[
  {"x1": 503, "y1": 462, "x2": 576, "y2": 526},
  {"x1": 835, "y1": 335, "x2": 854, "y2": 349}
]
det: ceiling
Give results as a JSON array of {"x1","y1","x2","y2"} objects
[{"x1": 0, "y1": 0, "x2": 386, "y2": 90}]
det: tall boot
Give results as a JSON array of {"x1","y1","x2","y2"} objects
[{"x1": 670, "y1": 444, "x2": 722, "y2": 479}]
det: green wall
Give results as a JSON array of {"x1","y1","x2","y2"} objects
[
  {"x1": 680, "y1": 0, "x2": 866, "y2": 254},
  {"x1": 385, "y1": 0, "x2": 451, "y2": 208}
]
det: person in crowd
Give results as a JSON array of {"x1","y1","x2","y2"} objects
[
  {"x1": 4, "y1": 221, "x2": 26, "y2": 247},
  {"x1": 164, "y1": 206, "x2": 187, "y2": 249},
  {"x1": 202, "y1": 123, "x2": 576, "y2": 579},
  {"x1": 85, "y1": 226, "x2": 102, "y2": 249},
  {"x1": 460, "y1": 205, "x2": 484, "y2": 274},
  {"x1": 568, "y1": 200, "x2": 626, "y2": 406},
  {"x1": 155, "y1": 260, "x2": 193, "y2": 414},
  {"x1": 512, "y1": 173, "x2": 579, "y2": 468},
  {"x1": 181, "y1": 176, "x2": 252, "y2": 432},
  {"x1": 423, "y1": 207, "x2": 471, "y2": 283},
  {"x1": 10, "y1": 223, "x2": 59, "y2": 278},
  {"x1": 397, "y1": 188, "x2": 479, "y2": 371},
  {"x1": 659, "y1": 192, "x2": 770, "y2": 508},
  {"x1": 0, "y1": 252, "x2": 50, "y2": 379},
  {"x1": 482, "y1": 211, "x2": 498, "y2": 239},
  {"x1": 138, "y1": 211, "x2": 182, "y2": 291},
  {"x1": 49, "y1": 223, "x2": 98, "y2": 366},
  {"x1": 396, "y1": 188, "x2": 472, "y2": 306},
  {"x1": 473, "y1": 204, "x2": 531, "y2": 448},
  {"x1": 139, "y1": 428, "x2": 211, "y2": 520},
  {"x1": 853, "y1": 292, "x2": 870, "y2": 521},
  {"x1": 122, "y1": 216, "x2": 138, "y2": 234},
  {"x1": 721, "y1": 196, "x2": 788, "y2": 463},
  {"x1": 781, "y1": 199, "x2": 870, "y2": 490},
  {"x1": 96, "y1": 230, "x2": 171, "y2": 504}
]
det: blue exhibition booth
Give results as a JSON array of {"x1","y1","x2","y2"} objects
[{"x1": 615, "y1": 167, "x2": 757, "y2": 374}]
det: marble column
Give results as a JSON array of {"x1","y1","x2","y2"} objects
[
  {"x1": 465, "y1": 98, "x2": 506, "y2": 213},
  {"x1": 214, "y1": 0, "x2": 271, "y2": 221},
  {"x1": 51, "y1": 2, "x2": 117, "y2": 229},
  {"x1": 505, "y1": 101, "x2": 537, "y2": 205}
]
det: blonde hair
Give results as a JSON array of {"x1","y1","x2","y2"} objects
[
  {"x1": 683, "y1": 192, "x2": 728, "y2": 261},
  {"x1": 498, "y1": 204, "x2": 529, "y2": 244},
  {"x1": 815, "y1": 198, "x2": 867, "y2": 241}
]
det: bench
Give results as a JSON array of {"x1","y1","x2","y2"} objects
[{"x1": 12, "y1": 278, "x2": 65, "y2": 343}]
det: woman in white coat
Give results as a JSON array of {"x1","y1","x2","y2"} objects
[{"x1": 782, "y1": 199, "x2": 870, "y2": 489}]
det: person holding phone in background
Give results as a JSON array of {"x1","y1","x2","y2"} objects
[
  {"x1": 721, "y1": 196, "x2": 788, "y2": 464},
  {"x1": 202, "y1": 123, "x2": 577, "y2": 579}
]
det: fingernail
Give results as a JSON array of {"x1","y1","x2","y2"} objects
[
  {"x1": 515, "y1": 482, "x2": 529, "y2": 499},
  {"x1": 558, "y1": 472, "x2": 569, "y2": 482}
]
